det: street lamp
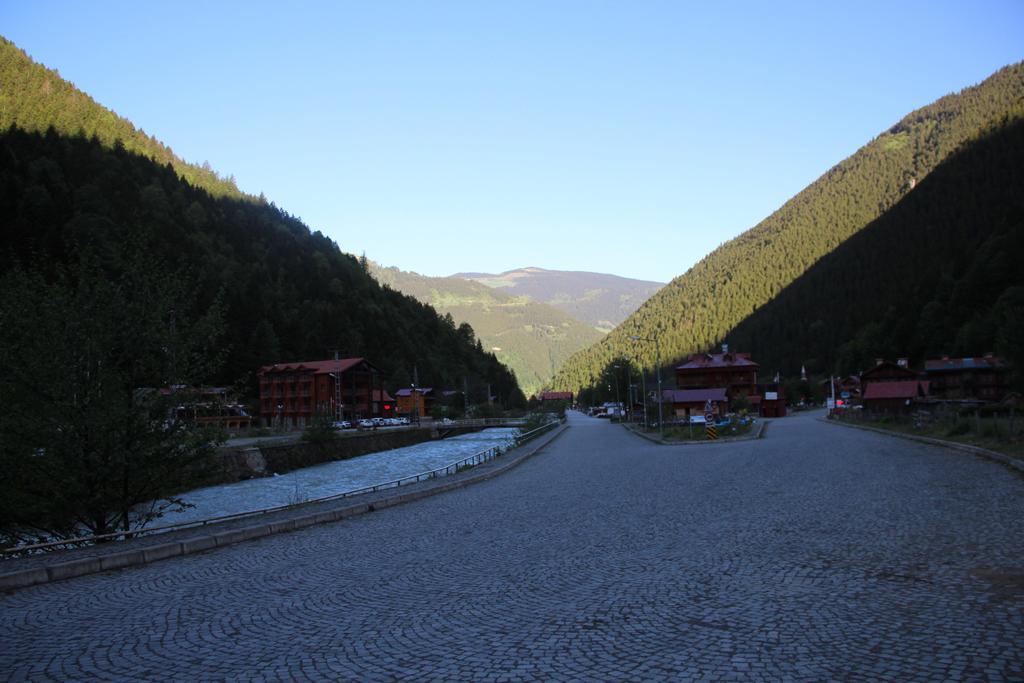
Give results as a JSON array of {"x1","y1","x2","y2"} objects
[
  {"x1": 630, "y1": 334, "x2": 663, "y2": 438},
  {"x1": 612, "y1": 364, "x2": 622, "y2": 420}
]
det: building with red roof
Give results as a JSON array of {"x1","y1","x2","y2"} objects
[
  {"x1": 539, "y1": 391, "x2": 574, "y2": 403},
  {"x1": 257, "y1": 358, "x2": 384, "y2": 428},
  {"x1": 859, "y1": 359, "x2": 916, "y2": 397},
  {"x1": 862, "y1": 380, "x2": 930, "y2": 413},
  {"x1": 675, "y1": 346, "x2": 759, "y2": 407},
  {"x1": 661, "y1": 388, "x2": 728, "y2": 419},
  {"x1": 395, "y1": 387, "x2": 434, "y2": 419}
]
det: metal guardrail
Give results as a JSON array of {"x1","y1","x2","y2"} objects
[{"x1": 2, "y1": 419, "x2": 560, "y2": 555}]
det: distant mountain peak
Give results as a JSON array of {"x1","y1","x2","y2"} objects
[{"x1": 451, "y1": 267, "x2": 664, "y2": 332}]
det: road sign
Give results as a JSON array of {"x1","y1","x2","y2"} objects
[{"x1": 706, "y1": 423, "x2": 717, "y2": 440}]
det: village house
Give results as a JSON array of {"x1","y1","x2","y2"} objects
[
  {"x1": 924, "y1": 354, "x2": 1010, "y2": 402},
  {"x1": 661, "y1": 388, "x2": 728, "y2": 421},
  {"x1": 674, "y1": 345, "x2": 759, "y2": 408},
  {"x1": 257, "y1": 358, "x2": 384, "y2": 429},
  {"x1": 395, "y1": 387, "x2": 434, "y2": 419},
  {"x1": 859, "y1": 359, "x2": 916, "y2": 395},
  {"x1": 539, "y1": 391, "x2": 574, "y2": 404},
  {"x1": 862, "y1": 379, "x2": 931, "y2": 413},
  {"x1": 753, "y1": 383, "x2": 787, "y2": 418}
]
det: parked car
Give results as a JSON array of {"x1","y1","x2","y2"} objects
[
  {"x1": 333, "y1": 420, "x2": 352, "y2": 430},
  {"x1": 358, "y1": 419, "x2": 375, "y2": 428},
  {"x1": 688, "y1": 415, "x2": 706, "y2": 425}
]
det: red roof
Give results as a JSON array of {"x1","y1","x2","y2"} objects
[
  {"x1": 258, "y1": 358, "x2": 371, "y2": 376},
  {"x1": 863, "y1": 380, "x2": 930, "y2": 400},
  {"x1": 540, "y1": 391, "x2": 573, "y2": 401},
  {"x1": 661, "y1": 388, "x2": 728, "y2": 403},
  {"x1": 677, "y1": 352, "x2": 759, "y2": 371}
]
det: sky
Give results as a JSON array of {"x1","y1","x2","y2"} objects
[{"x1": 2, "y1": 1, "x2": 1022, "y2": 283}]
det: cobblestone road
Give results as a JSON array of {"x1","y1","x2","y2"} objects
[{"x1": 3, "y1": 411, "x2": 1023, "y2": 680}]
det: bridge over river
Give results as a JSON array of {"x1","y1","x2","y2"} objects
[{"x1": 3, "y1": 410, "x2": 1023, "y2": 680}]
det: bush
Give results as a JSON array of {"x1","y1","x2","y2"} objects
[
  {"x1": 945, "y1": 420, "x2": 971, "y2": 437},
  {"x1": 301, "y1": 411, "x2": 338, "y2": 443}
]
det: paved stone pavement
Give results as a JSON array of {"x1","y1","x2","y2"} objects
[{"x1": 3, "y1": 411, "x2": 1023, "y2": 681}]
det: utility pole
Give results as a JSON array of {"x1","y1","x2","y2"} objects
[
  {"x1": 624, "y1": 361, "x2": 632, "y2": 422},
  {"x1": 612, "y1": 364, "x2": 622, "y2": 419},
  {"x1": 630, "y1": 334, "x2": 664, "y2": 438},
  {"x1": 329, "y1": 348, "x2": 343, "y2": 421}
]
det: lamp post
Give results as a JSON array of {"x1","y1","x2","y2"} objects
[
  {"x1": 624, "y1": 361, "x2": 633, "y2": 422},
  {"x1": 630, "y1": 334, "x2": 663, "y2": 438},
  {"x1": 612, "y1": 364, "x2": 622, "y2": 420}
]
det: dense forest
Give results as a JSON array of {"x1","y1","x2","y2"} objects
[
  {"x1": 551, "y1": 62, "x2": 1024, "y2": 394},
  {"x1": 727, "y1": 118, "x2": 1024, "y2": 382},
  {"x1": 0, "y1": 38, "x2": 523, "y2": 407},
  {"x1": 370, "y1": 263, "x2": 603, "y2": 398},
  {"x1": 0, "y1": 128, "x2": 523, "y2": 405},
  {"x1": 0, "y1": 37, "x2": 244, "y2": 200}
]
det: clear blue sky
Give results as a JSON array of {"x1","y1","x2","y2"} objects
[{"x1": 3, "y1": 1, "x2": 1022, "y2": 283}]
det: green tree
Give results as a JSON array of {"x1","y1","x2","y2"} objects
[{"x1": 0, "y1": 250, "x2": 225, "y2": 545}]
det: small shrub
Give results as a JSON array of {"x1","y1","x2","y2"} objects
[{"x1": 945, "y1": 420, "x2": 971, "y2": 437}]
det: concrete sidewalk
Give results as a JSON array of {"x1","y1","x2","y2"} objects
[{"x1": 0, "y1": 423, "x2": 569, "y2": 592}]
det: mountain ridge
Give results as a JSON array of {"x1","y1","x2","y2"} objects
[
  {"x1": 369, "y1": 263, "x2": 603, "y2": 397},
  {"x1": 453, "y1": 267, "x2": 664, "y2": 333},
  {"x1": 0, "y1": 36, "x2": 524, "y2": 406},
  {"x1": 551, "y1": 62, "x2": 1024, "y2": 394}
]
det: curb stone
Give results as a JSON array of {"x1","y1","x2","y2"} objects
[
  {"x1": 823, "y1": 418, "x2": 1024, "y2": 474},
  {"x1": 0, "y1": 424, "x2": 569, "y2": 593},
  {"x1": 622, "y1": 419, "x2": 766, "y2": 446}
]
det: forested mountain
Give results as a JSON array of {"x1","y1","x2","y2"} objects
[
  {"x1": 727, "y1": 118, "x2": 1024, "y2": 381},
  {"x1": 370, "y1": 263, "x2": 603, "y2": 397},
  {"x1": 0, "y1": 37, "x2": 244, "y2": 200},
  {"x1": 0, "y1": 40, "x2": 524, "y2": 407},
  {"x1": 454, "y1": 267, "x2": 663, "y2": 333},
  {"x1": 551, "y1": 63, "x2": 1024, "y2": 394}
]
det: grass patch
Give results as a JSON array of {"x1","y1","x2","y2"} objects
[
  {"x1": 848, "y1": 414, "x2": 1024, "y2": 461},
  {"x1": 657, "y1": 419, "x2": 755, "y2": 442}
]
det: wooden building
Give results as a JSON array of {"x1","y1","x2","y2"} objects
[
  {"x1": 395, "y1": 387, "x2": 434, "y2": 419},
  {"x1": 675, "y1": 346, "x2": 758, "y2": 406},
  {"x1": 862, "y1": 380, "x2": 930, "y2": 413},
  {"x1": 924, "y1": 355, "x2": 1010, "y2": 402},
  {"x1": 661, "y1": 388, "x2": 728, "y2": 420},
  {"x1": 539, "y1": 391, "x2": 574, "y2": 404},
  {"x1": 257, "y1": 358, "x2": 383, "y2": 429},
  {"x1": 859, "y1": 359, "x2": 916, "y2": 396}
]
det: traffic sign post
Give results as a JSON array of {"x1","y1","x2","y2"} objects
[{"x1": 705, "y1": 399, "x2": 717, "y2": 440}]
